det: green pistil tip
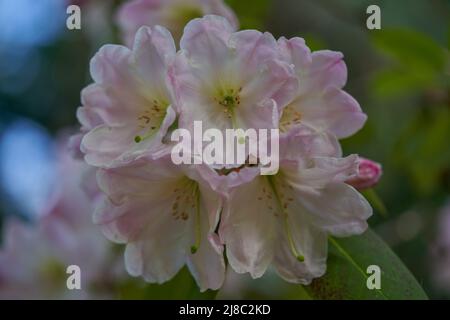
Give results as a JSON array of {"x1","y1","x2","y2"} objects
[
  {"x1": 297, "y1": 255, "x2": 305, "y2": 262},
  {"x1": 134, "y1": 135, "x2": 142, "y2": 143},
  {"x1": 224, "y1": 95, "x2": 234, "y2": 106},
  {"x1": 190, "y1": 246, "x2": 198, "y2": 254}
]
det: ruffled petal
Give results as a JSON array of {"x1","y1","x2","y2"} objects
[
  {"x1": 132, "y1": 25, "x2": 176, "y2": 98},
  {"x1": 201, "y1": 0, "x2": 239, "y2": 31},
  {"x1": 278, "y1": 40, "x2": 367, "y2": 139},
  {"x1": 279, "y1": 125, "x2": 342, "y2": 162},
  {"x1": 303, "y1": 50, "x2": 348, "y2": 92},
  {"x1": 293, "y1": 155, "x2": 360, "y2": 188},
  {"x1": 289, "y1": 87, "x2": 367, "y2": 139},
  {"x1": 81, "y1": 125, "x2": 137, "y2": 167},
  {"x1": 296, "y1": 182, "x2": 372, "y2": 237},
  {"x1": 180, "y1": 15, "x2": 233, "y2": 67},
  {"x1": 277, "y1": 37, "x2": 312, "y2": 75}
]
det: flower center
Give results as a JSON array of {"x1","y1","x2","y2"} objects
[{"x1": 215, "y1": 87, "x2": 242, "y2": 120}]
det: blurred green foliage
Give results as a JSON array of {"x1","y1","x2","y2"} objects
[
  {"x1": 372, "y1": 28, "x2": 447, "y2": 97},
  {"x1": 226, "y1": 0, "x2": 271, "y2": 29}
]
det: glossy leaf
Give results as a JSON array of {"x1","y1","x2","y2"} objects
[{"x1": 303, "y1": 229, "x2": 428, "y2": 300}]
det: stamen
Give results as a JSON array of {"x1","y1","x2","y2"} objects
[
  {"x1": 134, "y1": 125, "x2": 160, "y2": 144},
  {"x1": 223, "y1": 95, "x2": 235, "y2": 107},
  {"x1": 284, "y1": 215, "x2": 305, "y2": 262},
  {"x1": 134, "y1": 99, "x2": 168, "y2": 143},
  {"x1": 190, "y1": 184, "x2": 202, "y2": 255},
  {"x1": 267, "y1": 176, "x2": 305, "y2": 263},
  {"x1": 215, "y1": 88, "x2": 241, "y2": 127}
]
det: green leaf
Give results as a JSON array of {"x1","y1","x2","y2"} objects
[{"x1": 303, "y1": 229, "x2": 428, "y2": 300}]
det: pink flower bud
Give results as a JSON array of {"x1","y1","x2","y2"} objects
[{"x1": 346, "y1": 157, "x2": 382, "y2": 190}]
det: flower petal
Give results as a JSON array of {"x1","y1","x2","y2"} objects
[
  {"x1": 277, "y1": 36, "x2": 312, "y2": 74},
  {"x1": 180, "y1": 15, "x2": 233, "y2": 67},
  {"x1": 290, "y1": 86, "x2": 367, "y2": 139},
  {"x1": 220, "y1": 176, "x2": 277, "y2": 278},
  {"x1": 279, "y1": 125, "x2": 342, "y2": 162},
  {"x1": 295, "y1": 155, "x2": 360, "y2": 188},
  {"x1": 123, "y1": 216, "x2": 189, "y2": 283},
  {"x1": 290, "y1": 182, "x2": 372, "y2": 237},
  {"x1": 187, "y1": 211, "x2": 225, "y2": 291},
  {"x1": 238, "y1": 58, "x2": 298, "y2": 113},
  {"x1": 273, "y1": 216, "x2": 328, "y2": 285},
  {"x1": 90, "y1": 44, "x2": 133, "y2": 85},
  {"x1": 132, "y1": 25, "x2": 176, "y2": 98},
  {"x1": 81, "y1": 125, "x2": 138, "y2": 167},
  {"x1": 304, "y1": 50, "x2": 348, "y2": 91}
]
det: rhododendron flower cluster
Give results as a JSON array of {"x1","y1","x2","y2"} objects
[{"x1": 74, "y1": 14, "x2": 379, "y2": 291}]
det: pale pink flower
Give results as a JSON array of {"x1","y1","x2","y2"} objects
[
  {"x1": 0, "y1": 140, "x2": 123, "y2": 299},
  {"x1": 0, "y1": 216, "x2": 122, "y2": 299},
  {"x1": 94, "y1": 151, "x2": 226, "y2": 291},
  {"x1": 117, "y1": 0, "x2": 238, "y2": 46},
  {"x1": 218, "y1": 126, "x2": 372, "y2": 284},
  {"x1": 0, "y1": 218, "x2": 86, "y2": 299},
  {"x1": 77, "y1": 25, "x2": 178, "y2": 168},
  {"x1": 277, "y1": 37, "x2": 367, "y2": 139},
  {"x1": 169, "y1": 15, "x2": 299, "y2": 134},
  {"x1": 346, "y1": 157, "x2": 382, "y2": 190}
]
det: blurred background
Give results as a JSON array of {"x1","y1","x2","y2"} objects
[{"x1": 0, "y1": 0, "x2": 449, "y2": 299}]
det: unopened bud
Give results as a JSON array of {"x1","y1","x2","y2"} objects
[{"x1": 346, "y1": 157, "x2": 382, "y2": 190}]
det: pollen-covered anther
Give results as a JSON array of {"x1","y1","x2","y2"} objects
[
  {"x1": 215, "y1": 87, "x2": 242, "y2": 120},
  {"x1": 170, "y1": 185, "x2": 194, "y2": 221},
  {"x1": 134, "y1": 100, "x2": 168, "y2": 143}
]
